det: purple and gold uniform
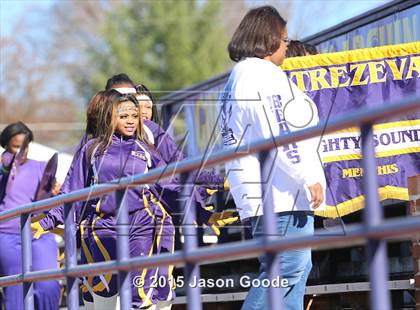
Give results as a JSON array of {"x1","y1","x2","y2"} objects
[
  {"x1": 0, "y1": 152, "x2": 60, "y2": 310},
  {"x1": 40, "y1": 134, "x2": 176, "y2": 308},
  {"x1": 39, "y1": 121, "x2": 224, "y2": 307}
]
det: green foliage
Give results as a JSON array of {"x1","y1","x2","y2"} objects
[{"x1": 79, "y1": 0, "x2": 229, "y2": 97}]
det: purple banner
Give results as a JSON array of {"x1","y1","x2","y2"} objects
[{"x1": 283, "y1": 42, "x2": 420, "y2": 217}]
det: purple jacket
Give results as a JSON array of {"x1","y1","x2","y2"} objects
[
  {"x1": 40, "y1": 121, "x2": 223, "y2": 230},
  {"x1": 144, "y1": 120, "x2": 224, "y2": 190},
  {"x1": 0, "y1": 155, "x2": 47, "y2": 234},
  {"x1": 144, "y1": 120, "x2": 225, "y2": 223},
  {"x1": 40, "y1": 134, "x2": 175, "y2": 230}
]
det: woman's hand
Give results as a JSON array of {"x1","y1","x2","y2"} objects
[{"x1": 308, "y1": 182, "x2": 324, "y2": 209}]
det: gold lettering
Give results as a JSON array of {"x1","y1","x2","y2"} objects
[
  {"x1": 390, "y1": 163, "x2": 399, "y2": 173},
  {"x1": 379, "y1": 26, "x2": 385, "y2": 45},
  {"x1": 342, "y1": 168, "x2": 352, "y2": 178},
  {"x1": 309, "y1": 68, "x2": 332, "y2": 91},
  {"x1": 342, "y1": 40, "x2": 350, "y2": 51},
  {"x1": 329, "y1": 66, "x2": 350, "y2": 88},
  {"x1": 394, "y1": 19, "x2": 401, "y2": 44},
  {"x1": 344, "y1": 164, "x2": 399, "y2": 179},
  {"x1": 353, "y1": 35, "x2": 364, "y2": 49},
  {"x1": 402, "y1": 17, "x2": 414, "y2": 42},
  {"x1": 377, "y1": 165, "x2": 387, "y2": 176},
  {"x1": 368, "y1": 61, "x2": 386, "y2": 83},
  {"x1": 367, "y1": 28, "x2": 378, "y2": 47},
  {"x1": 386, "y1": 58, "x2": 407, "y2": 80},
  {"x1": 350, "y1": 63, "x2": 370, "y2": 86},
  {"x1": 406, "y1": 56, "x2": 420, "y2": 79},
  {"x1": 353, "y1": 168, "x2": 362, "y2": 177},
  {"x1": 386, "y1": 22, "x2": 393, "y2": 43},
  {"x1": 289, "y1": 71, "x2": 310, "y2": 92}
]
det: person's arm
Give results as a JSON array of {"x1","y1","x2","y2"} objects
[
  {"x1": 190, "y1": 170, "x2": 225, "y2": 190},
  {"x1": 146, "y1": 119, "x2": 226, "y2": 190},
  {"x1": 38, "y1": 144, "x2": 91, "y2": 230}
]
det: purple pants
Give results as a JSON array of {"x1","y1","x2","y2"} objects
[
  {"x1": 80, "y1": 199, "x2": 175, "y2": 308},
  {"x1": 0, "y1": 233, "x2": 60, "y2": 310}
]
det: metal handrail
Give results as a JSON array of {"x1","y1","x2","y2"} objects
[
  {"x1": 1, "y1": 95, "x2": 418, "y2": 310},
  {"x1": 0, "y1": 96, "x2": 418, "y2": 222},
  {"x1": 0, "y1": 215, "x2": 419, "y2": 287}
]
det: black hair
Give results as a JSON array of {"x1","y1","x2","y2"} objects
[
  {"x1": 228, "y1": 6, "x2": 287, "y2": 62},
  {"x1": 0, "y1": 121, "x2": 34, "y2": 148},
  {"x1": 286, "y1": 40, "x2": 308, "y2": 58},
  {"x1": 105, "y1": 73, "x2": 135, "y2": 90},
  {"x1": 304, "y1": 43, "x2": 318, "y2": 55},
  {"x1": 135, "y1": 84, "x2": 160, "y2": 124}
]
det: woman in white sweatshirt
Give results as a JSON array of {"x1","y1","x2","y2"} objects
[{"x1": 219, "y1": 6, "x2": 326, "y2": 310}]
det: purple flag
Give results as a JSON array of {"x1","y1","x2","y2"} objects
[{"x1": 283, "y1": 42, "x2": 420, "y2": 217}]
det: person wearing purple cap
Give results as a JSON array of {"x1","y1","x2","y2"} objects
[{"x1": 0, "y1": 122, "x2": 60, "y2": 310}]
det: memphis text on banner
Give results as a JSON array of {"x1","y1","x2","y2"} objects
[{"x1": 282, "y1": 42, "x2": 420, "y2": 218}]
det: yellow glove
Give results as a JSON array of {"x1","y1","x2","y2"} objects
[
  {"x1": 204, "y1": 204, "x2": 214, "y2": 211},
  {"x1": 205, "y1": 178, "x2": 229, "y2": 196},
  {"x1": 58, "y1": 252, "x2": 65, "y2": 262},
  {"x1": 31, "y1": 222, "x2": 48, "y2": 240},
  {"x1": 206, "y1": 188, "x2": 218, "y2": 196},
  {"x1": 58, "y1": 252, "x2": 65, "y2": 268},
  {"x1": 223, "y1": 178, "x2": 229, "y2": 191},
  {"x1": 208, "y1": 210, "x2": 238, "y2": 236}
]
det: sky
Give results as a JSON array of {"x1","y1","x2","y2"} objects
[
  {"x1": 1, "y1": 0, "x2": 392, "y2": 39},
  {"x1": 0, "y1": 0, "x2": 398, "y2": 150}
]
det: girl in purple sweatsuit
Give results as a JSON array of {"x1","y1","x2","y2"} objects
[
  {"x1": 0, "y1": 122, "x2": 60, "y2": 310},
  {"x1": 37, "y1": 90, "x2": 177, "y2": 309}
]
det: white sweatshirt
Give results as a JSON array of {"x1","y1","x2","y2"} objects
[{"x1": 219, "y1": 57, "x2": 326, "y2": 219}]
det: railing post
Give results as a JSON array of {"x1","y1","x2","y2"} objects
[
  {"x1": 21, "y1": 213, "x2": 34, "y2": 310},
  {"x1": 181, "y1": 173, "x2": 202, "y2": 310},
  {"x1": 64, "y1": 202, "x2": 79, "y2": 310},
  {"x1": 116, "y1": 189, "x2": 131, "y2": 310},
  {"x1": 260, "y1": 151, "x2": 283, "y2": 309},
  {"x1": 360, "y1": 124, "x2": 391, "y2": 310}
]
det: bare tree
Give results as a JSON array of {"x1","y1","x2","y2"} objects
[{"x1": 0, "y1": 6, "x2": 81, "y2": 150}]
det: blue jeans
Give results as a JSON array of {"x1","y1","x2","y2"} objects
[{"x1": 241, "y1": 211, "x2": 314, "y2": 310}]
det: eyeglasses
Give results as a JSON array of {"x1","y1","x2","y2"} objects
[{"x1": 282, "y1": 38, "x2": 291, "y2": 46}]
